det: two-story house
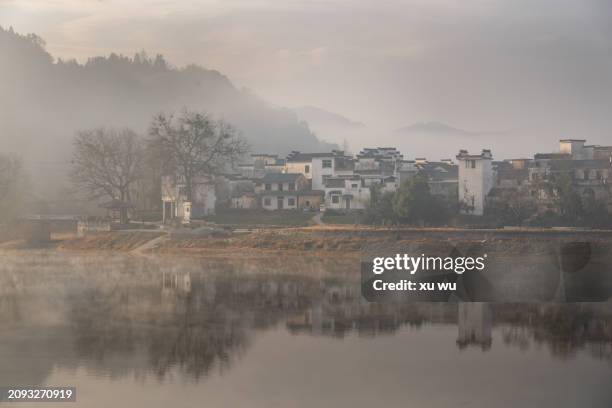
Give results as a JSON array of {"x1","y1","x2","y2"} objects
[
  {"x1": 285, "y1": 150, "x2": 354, "y2": 191},
  {"x1": 456, "y1": 149, "x2": 494, "y2": 216},
  {"x1": 256, "y1": 173, "x2": 323, "y2": 211},
  {"x1": 323, "y1": 175, "x2": 371, "y2": 210},
  {"x1": 161, "y1": 175, "x2": 216, "y2": 223}
]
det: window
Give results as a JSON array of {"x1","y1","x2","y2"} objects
[
  {"x1": 278, "y1": 183, "x2": 284, "y2": 191},
  {"x1": 264, "y1": 198, "x2": 271, "y2": 206},
  {"x1": 265, "y1": 183, "x2": 271, "y2": 191},
  {"x1": 289, "y1": 182, "x2": 295, "y2": 191},
  {"x1": 351, "y1": 183, "x2": 358, "y2": 188},
  {"x1": 322, "y1": 159, "x2": 332, "y2": 168},
  {"x1": 465, "y1": 160, "x2": 476, "y2": 169},
  {"x1": 288, "y1": 198, "x2": 296, "y2": 206},
  {"x1": 332, "y1": 195, "x2": 340, "y2": 204},
  {"x1": 305, "y1": 165, "x2": 310, "y2": 174}
]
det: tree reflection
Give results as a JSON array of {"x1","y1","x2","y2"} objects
[{"x1": 0, "y1": 251, "x2": 610, "y2": 386}]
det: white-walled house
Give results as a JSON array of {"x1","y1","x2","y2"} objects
[
  {"x1": 311, "y1": 154, "x2": 354, "y2": 190},
  {"x1": 355, "y1": 147, "x2": 404, "y2": 176},
  {"x1": 237, "y1": 154, "x2": 285, "y2": 178},
  {"x1": 256, "y1": 173, "x2": 323, "y2": 210},
  {"x1": 456, "y1": 149, "x2": 493, "y2": 216},
  {"x1": 162, "y1": 175, "x2": 216, "y2": 223},
  {"x1": 324, "y1": 176, "x2": 371, "y2": 210},
  {"x1": 285, "y1": 151, "x2": 354, "y2": 191},
  {"x1": 284, "y1": 151, "x2": 316, "y2": 180}
]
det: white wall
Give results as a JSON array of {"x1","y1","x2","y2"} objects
[
  {"x1": 559, "y1": 140, "x2": 585, "y2": 158},
  {"x1": 161, "y1": 176, "x2": 216, "y2": 220},
  {"x1": 261, "y1": 194, "x2": 299, "y2": 210},
  {"x1": 458, "y1": 158, "x2": 492, "y2": 216},
  {"x1": 324, "y1": 179, "x2": 370, "y2": 210},
  {"x1": 284, "y1": 162, "x2": 312, "y2": 179},
  {"x1": 311, "y1": 157, "x2": 334, "y2": 190}
]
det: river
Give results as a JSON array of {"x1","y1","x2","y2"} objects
[{"x1": 0, "y1": 250, "x2": 610, "y2": 407}]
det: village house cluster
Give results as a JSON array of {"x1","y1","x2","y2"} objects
[{"x1": 161, "y1": 139, "x2": 612, "y2": 223}]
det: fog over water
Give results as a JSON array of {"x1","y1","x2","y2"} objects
[
  {"x1": 0, "y1": 251, "x2": 611, "y2": 407},
  {"x1": 1, "y1": 3, "x2": 612, "y2": 406}
]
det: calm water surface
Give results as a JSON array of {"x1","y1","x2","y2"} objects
[{"x1": 0, "y1": 250, "x2": 610, "y2": 407}]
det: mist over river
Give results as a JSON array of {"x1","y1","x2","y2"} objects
[{"x1": 0, "y1": 250, "x2": 611, "y2": 408}]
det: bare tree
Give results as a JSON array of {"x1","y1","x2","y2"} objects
[
  {"x1": 148, "y1": 110, "x2": 248, "y2": 201},
  {"x1": 70, "y1": 128, "x2": 143, "y2": 223},
  {"x1": 0, "y1": 154, "x2": 27, "y2": 222}
]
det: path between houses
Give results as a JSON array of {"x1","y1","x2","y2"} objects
[
  {"x1": 312, "y1": 212, "x2": 324, "y2": 226},
  {"x1": 130, "y1": 233, "x2": 169, "y2": 254}
]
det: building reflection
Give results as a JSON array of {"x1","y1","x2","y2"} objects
[
  {"x1": 0, "y1": 251, "x2": 611, "y2": 385},
  {"x1": 457, "y1": 303, "x2": 493, "y2": 350}
]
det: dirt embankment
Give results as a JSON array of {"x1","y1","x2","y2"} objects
[
  {"x1": 59, "y1": 231, "x2": 164, "y2": 251},
  {"x1": 52, "y1": 226, "x2": 612, "y2": 259},
  {"x1": 158, "y1": 230, "x2": 366, "y2": 254}
]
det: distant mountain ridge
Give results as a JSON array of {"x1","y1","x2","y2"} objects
[
  {"x1": 0, "y1": 26, "x2": 335, "y2": 165},
  {"x1": 397, "y1": 121, "x2": 506, "y2": 138},
  {"x1": 295, "y1": 106, "x2": 366, "y2": 130}
]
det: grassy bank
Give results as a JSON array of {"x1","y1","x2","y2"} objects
[
  {"x1": 59, "y1": 231, "x2": 164, "y2": 251},
  {"x1": 23, "y1": 225, "x2": 612, "y2": 259},
  {"x1": 321, "y1": 212, "x2": 365, "y2": 225},
  {"x1": 203, "y1": 210, "x2": 314, "y2": 227}
]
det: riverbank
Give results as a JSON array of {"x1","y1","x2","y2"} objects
[
  {"x1": 31, "y1": 225, "x2": 611, "y2": 258},
  {"x1": 3, "y1": 226, "x2": 612, "y2": 303}
]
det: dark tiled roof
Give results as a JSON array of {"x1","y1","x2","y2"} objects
[
  {"x1": 297, "y1": 190, "x2": 325, "y2": 196},
  {"x1": 497, "y1": 167, "x2": 529, "y2": 181},
  {"x1": 354, "y1": 169, "x2": 383, "y2": 175},
  {"x1": 261, "y1": 173, "x2": 303, "y2": 183},
  {"x1": 417, "y1": 162, "x2": 458, "y2": 181},
  {"x1": 286, "y1": 151, "x2": 345, "y2": 162},
  {"x1": 324, "y1": 178, "x2": 346, "y2": 188},
  {"x1": 549, "y1": 159, "x2": 611, "y2": 171},
  {"x1": 334, "y1": 157, "x2": 355, "y2": 171},
  {"x1": 534, "y1": 153, "x2": 571, "y2": 160},
  {"x1": 258, "y1": 191, "x2": 299, "y2": 197},
  {"x1": 258, "y1": 190, "x2": 324, "y2": 197}
]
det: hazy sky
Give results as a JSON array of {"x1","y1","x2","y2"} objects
[{"x1": 2, "y1": 0, "x2": 612, "y2": 156}]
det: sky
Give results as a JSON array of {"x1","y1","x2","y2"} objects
[{"x1": 1, "y1": 0, "x2": 612, "y2": 157}]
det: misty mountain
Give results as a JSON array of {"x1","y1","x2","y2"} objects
[
  {"x1": 0, "y1": 27, "x2": 335, "y2": 197},
  {"x1": 294, "y1": 106, "x2": 366, "y2": 130},
  {"x1": 397, "y1": 121, "x2": 506, "y2": 139}
]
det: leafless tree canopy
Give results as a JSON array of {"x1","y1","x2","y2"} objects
[
  {"x1": 149, "y1": 109, "x2": 248, "y2": 200},
  {"x1": 70, "y1": 128, "x2": 144, "y2": 204},
  {"x1": 0, "y1": 154, "x2": 27, "y2": 222}
]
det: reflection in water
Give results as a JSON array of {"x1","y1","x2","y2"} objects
[
  {"x1": 457, "y1": 303, "x2": 492, "y2": 350},
  {"x1": 0, "y1": 250, "x2": 611, "y2": 407}
]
